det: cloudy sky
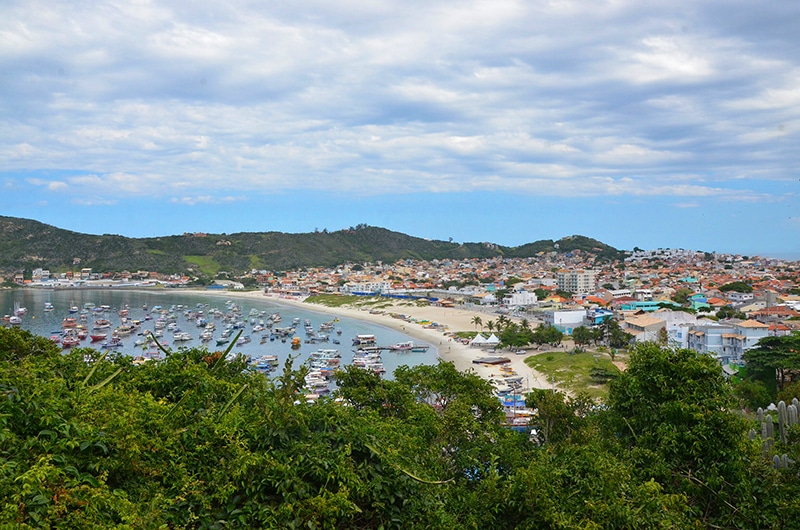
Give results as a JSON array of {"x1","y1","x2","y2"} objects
[{"x1": 2, "y1": 0, "x2": 798, "y2": 257}]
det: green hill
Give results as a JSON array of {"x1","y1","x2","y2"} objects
[{"x1": 0, "y1": 216, "x2": 626, "y2": 275}]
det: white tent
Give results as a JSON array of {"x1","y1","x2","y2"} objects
[
  {"x1": 485, "y1": 333, "x2": 501, "y2": 346},
  {"x1": 470, "y1": 334, "x2": 488, "y2": 347}
]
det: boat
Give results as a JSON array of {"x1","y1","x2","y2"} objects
[
  {"x1": 100, "y1": 336, "x2": 124, "y2": 349},
  {"x1": 388, "y1": 341, "x2": 414, "y2": 351},
  {"x1": 115, "y1": 324, "x2": 136, "y2": 335},
  {"x1": 90, "y1": 334, "x2": 107, "y2": 342},
  {"x1": 173, "y1": 332, "x2": 193, "y2": 342},
  {"x1": 93, "y1": 319, "x2": 111, "y2": 330},
  {"x1": 352, "y1": 334, "x2": 376, "y2": 345},
  {"x1": 43, "y1": 302, "x2": 54, "y2": 312},
  {"x1": 9, "y1": 315, "x2": 22, "y2": 326},
  {"x1": 61, "y1": 335, "x2": 80, "y2": 348},
  {"x1": 62, "y1": 317, "x2": 78, "y2": 328}
]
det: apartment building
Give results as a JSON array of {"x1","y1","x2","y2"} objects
[{"x1": 557, "y1": 269, "x2": 597, "y2": 294}]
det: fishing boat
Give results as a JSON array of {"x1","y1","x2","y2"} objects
[
  {"x1": 100, "y1": 336, "x2": 123, "y2": 349},
  {"x1": 93, "y1": 319, "x2": 111, "y2": 330},
  {"x1": 62, "y1": 317, "x2": 78, "y2": 328},
  {"x1": 173, "y1": 332, "x2": 193, "y2": 342},
  {"x1": 61, "y1": 334, "x2": 80, "y2": 348},
  {"x1": 43, "y1": 302, "x2": 54, "y2": 312},
  {"x1": 90, "y1": 333, "x2": 107, "y2": 342},
  {"x1": 352, "y1": 334, "x2": 376, "y2": 345}
]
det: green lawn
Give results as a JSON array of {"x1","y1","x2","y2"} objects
[
  {"x1": 184, "y1": 255, "x2": 221, "y2": 277},
  {"x1": 525, "y1": 350, "x2": 623, "y2": 400}
]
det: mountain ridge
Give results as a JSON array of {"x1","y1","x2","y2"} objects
[{"x1": 0, "y1": 216, "x2": 625, "y2": 276}]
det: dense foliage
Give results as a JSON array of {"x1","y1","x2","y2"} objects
[
  {"x1": 0, "y1": 216, "x2": 623, "y2": 276},
  {"x1": 1, "y1": 327, "x2": 798, "y2": 528}
]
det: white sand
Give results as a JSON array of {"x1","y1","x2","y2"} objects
[{"x1": 204, "y1": 290, "x2": 552, "y2": 392}]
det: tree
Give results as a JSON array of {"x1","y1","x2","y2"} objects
[
  {"x1": 605, "y1": 343, "x2": 766, "y2": 527},
  {"x1": 719, "y1": 281, "x2": 753, "y2": 293},
  {"x1": 471, "y1": 315, "x2": 483, "y2": 331},
  {"x1": 716, "y1": 305, "x2": 746, "y2": 320},
  {"x1": 525, "y1": 389, "x2": 589, "y2": 445},
  {"x1": 571, "y1": 326, "x2": 593, "y2": 347},
  {"x1": 743, "y1": 333, "x2": 800, "y2": 392},
  {"x1": 671, "y1": 287, "x2": 695, "y2": 305}
]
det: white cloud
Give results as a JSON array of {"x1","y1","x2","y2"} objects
[{"x1": 0, "y1": 0, "x2": 797, "y2": 204}]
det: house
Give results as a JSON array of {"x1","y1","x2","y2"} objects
[
  {"x1": 543, "y1": 309, "x2": 587, "y2": 335},
  {"x1": 687, "y1": 319, "x2": 769, "y2": 364},
  {"x1": 622, "y1": 314, "x2": 666, "y2": 343},
  {"x1": 502, "y1": 290, "x2": 537, "y2": 308}
]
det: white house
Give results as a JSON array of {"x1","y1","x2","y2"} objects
[
  {"x1": 502, "y1": 290, "x2": 538, "y2": 308},
  {"x1": 543, "y1": 309, "x2": 587, "y2": 335},
  {"x1": 687, "y1": 319, "x2": 769, "y2": 364}
]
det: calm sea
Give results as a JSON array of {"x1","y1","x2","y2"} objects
[{"x1": 1, "y1": 288, "x2": 437, "y2": 378}]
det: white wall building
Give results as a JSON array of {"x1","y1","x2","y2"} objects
[
  {"x1": 557, "y1": 270, "x2": 597, "y2": 294},
  {"x1": 341, "y1": 280, "x2": 391, "y2": 294},
  {"x1": 543, "y1": 309, "x2": 587, "y2": 335},
  {"x1": 687, "y1": 320, "x2": 769, "y2": 364},
  {"x1": 502, "y1": 290, "x2": 538, "y2": 308},
  {"x1": 727, "y1": 292, "x2": 755, "y2": 305}
]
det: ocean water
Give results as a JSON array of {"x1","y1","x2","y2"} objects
[{"x1": 1, "y1": 288, "x2": 438, "y2": 379}]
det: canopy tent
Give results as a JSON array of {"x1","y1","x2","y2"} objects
[{"x1": 469, "y1": 334, "x2": 488, "y2": 346}]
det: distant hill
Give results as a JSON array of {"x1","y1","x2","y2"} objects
[{"x1": 0, "y1": 216, "x2": 626, "y2": 276}]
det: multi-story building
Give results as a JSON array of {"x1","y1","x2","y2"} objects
[
  {"x1": 557, "y1": 269, "x2": 597, "y2": 294},
  {"x1": 543, "y1": 308, "x2": 587, "y2": 335},
  {"x1": 687, "y1": 320, "x2": 769, "y2": 364},
  {"x1": 502, "y1": 290, "x2": 538, "y2": 308},
  {"x1": 340, "y1": 280, "x2": 391, "y2": 294}
]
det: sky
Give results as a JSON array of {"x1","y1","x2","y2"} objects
[{"x1": 1, "y1": 0, "x2": 799, "y2": 258}]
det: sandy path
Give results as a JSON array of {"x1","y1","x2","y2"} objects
[{"x1": 204, "y1": 290, "x2": 552, "y2": 392}]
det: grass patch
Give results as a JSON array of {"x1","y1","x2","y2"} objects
[
  {"x1": 146, "y1": 249, "x2": 167, "y2": 255},
  {"x1": 306, "y1": 294, "x2": 364, "y2": 307},
  {"x1": 248, "y1": 254, "x2": 263, "y2": 270},
  {"x1": 184, "y1": 255, "x2": 221, "y2": 277},
  {"x1": 525, "y1": 350, "x2": 622, "y2": 401}
]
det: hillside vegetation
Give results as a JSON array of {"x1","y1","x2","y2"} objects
[
  {"x1": 0, "y1": 216, "x2": 625, "y2": 275},
  {"x1": 1, "y1": 327, "x2": 797, "y2": 528}
]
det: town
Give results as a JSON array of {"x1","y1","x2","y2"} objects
[{"x1": 8, "y1": 246, "x2": 800, "y2": 368}]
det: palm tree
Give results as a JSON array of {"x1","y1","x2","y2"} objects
[
  {"x1": 497, "y1": 315, "x2": 509, "y2": 330},
  {"x1": 471, "y1": 316, "x2": 483, "y2": 331},
  {"x1": 486, "y1": 320, "x2": 495, "y2": 333}
]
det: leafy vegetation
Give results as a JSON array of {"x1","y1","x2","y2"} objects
[
  {"x1": 0, "y1": 216, "x2": 625, "y2": 276},
  {"x1": 1, "y1": 327, "x2": 799, "y2": 528},
  {"x1": 719, "y1": 281, "x2": 754, "y2": 293}
]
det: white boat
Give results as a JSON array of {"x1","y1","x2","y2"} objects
[{"x1": 173, "y1": 332, "x2": 193, "y2": 342}]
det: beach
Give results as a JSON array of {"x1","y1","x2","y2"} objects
[{"x1": 211, "y1": 290, "x2": 553, "y2": 392}]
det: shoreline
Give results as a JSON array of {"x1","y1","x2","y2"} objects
[
  {"x1": 10, "y1": 285, "x2": 553, "y2": 392},
  {"x1": 197, "y1": 289, "x2": 553, "y2": 392}
]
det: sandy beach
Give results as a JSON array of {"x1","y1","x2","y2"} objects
[{"x1": 208, "y1": 290, "x2": 553, "y2": 392}]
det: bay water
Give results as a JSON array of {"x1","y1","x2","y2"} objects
[{"x1": 1, "y1": 288, "x2": 438, "y2": 378}]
